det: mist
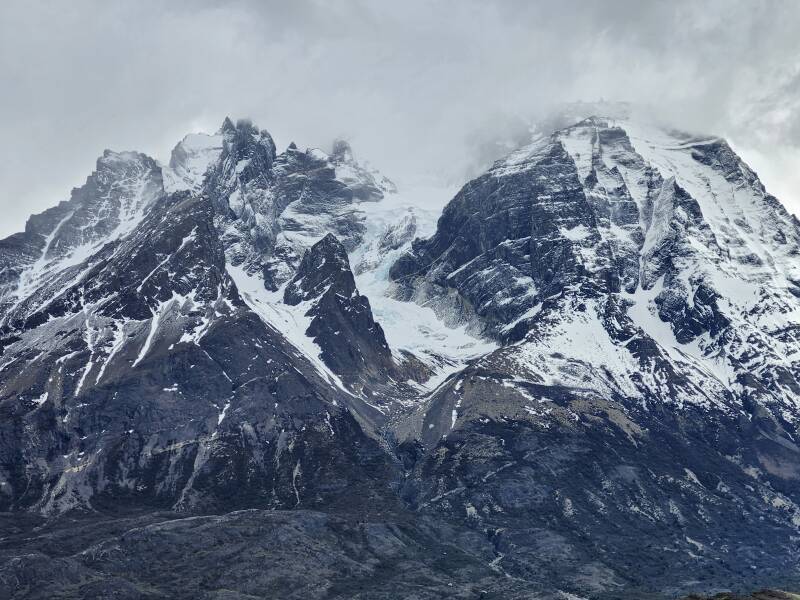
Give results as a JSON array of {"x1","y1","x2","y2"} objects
[{"x1": 1, "y1": 0, "x2": 798, "y2": 237}]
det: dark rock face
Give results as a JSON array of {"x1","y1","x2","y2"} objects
[
  {"x1": 398, "y1": 359, "x2": 799, "y2": 597},
  {"x1": 656, "y1": 278, "x2": 730, "y2": 343},
  {"x1": 389, "y1": 137, "x2": 618, "y2": 341},
  {"x1": 387, "y1": 115, "x2": 800, "y2": 596},
  {"x1": 284, "y1": 234, "x2": 410, "y2": 396},
  {"x1": 0, "y1": 190, "x2": 397, "y2": 516},
  {"x1": 387, "y1": 119, "x2": 755, "y2": 349},
  {"x1": 0, "y1": 150, "x2": 164, "y2": 321},
  {"x1": 270, "y1": 144, "x2": 370, "y2": 250},
  {"x1": 0, "y1": 232, "x2": 43, "y2": 309},
  {"x1": 205, "y1": 118, "x2": 284, "y2": 257}
]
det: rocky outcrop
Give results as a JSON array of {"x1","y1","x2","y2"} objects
[
  {"x1": 389, "y1": 136, "x2": 619, "y2": 341},
  {"x1": 285, "y1": 234, "x2": 409, "y2": 396}
]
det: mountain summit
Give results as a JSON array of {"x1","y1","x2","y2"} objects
[{"x1": 1, "y1": 113, "x2": 799, "y2": 599}]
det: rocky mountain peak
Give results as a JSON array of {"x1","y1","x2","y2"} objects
[
  {"x1": 0, "y1": 147, "x2": 165, "y2": 324},
  {"x1": 330, "y1": 138, "x2": 354, "y2": 164},
  {"x1": 282, "y1": 233, "x2": 402, "y2": 395},
  {"x1": 284, "y1": 233, "x2": 353, "y2": 305},
  {"x1": 217, "y1": 118, "x2": 277, "y2": 184},
  {"x1": 218, "y1": 115, "x2": 237, "y2": 135}
]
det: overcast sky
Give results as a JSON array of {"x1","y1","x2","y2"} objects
[{"x1": 1, "y1": 0, "x2": 799, "y2": 237}]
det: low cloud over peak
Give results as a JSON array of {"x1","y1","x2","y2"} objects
[{"x1": 1, "y1": 0, "x2": 798, "y2": 236}]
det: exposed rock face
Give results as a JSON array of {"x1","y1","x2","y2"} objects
[
  {"x1": 284, "y1": 233, "x2": 396, "y2": 393},
  {"x1": 388, "y1": 115, "x2": 800, "y2": 595},
  {"x1": 172, "y1": 120, "x2": 396, "y2": 292},
  {"x1": 390, "y1": 138, "x2": 602, "y2": 339},
  {"x1": 205, "y1": 118, "x2": 283, "y2": 258},
  {"x1": 1, "y1": 112, "x2": 800, "y2": 599},
  {"x1": 0, "y1": 190, "x2": 396, "y2": 517},
  {"x1": 0, "y1": 150, "x2": 164, "y2": 322}
]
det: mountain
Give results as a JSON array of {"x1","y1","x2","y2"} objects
[
  {"x1": 1, "y1": 112, "x2": 799, "y2": 599},
  {"x1": 387, "y1": 115, "x2": 800, "y2": 596}
]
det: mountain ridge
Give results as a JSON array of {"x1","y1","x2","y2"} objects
[{"x1": 1, "y1": 111, "x2": 799, "y2": 599}]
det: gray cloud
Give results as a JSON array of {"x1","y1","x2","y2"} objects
[{"x1": 1, "y1": 0, "x2": 799, "y2": 237}]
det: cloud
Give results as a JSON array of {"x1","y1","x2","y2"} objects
[{"x1": 1, "y1": 0, "x2": 798, "y2": 236}]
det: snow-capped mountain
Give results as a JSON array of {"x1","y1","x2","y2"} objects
[
  {"x1": 391, "y1": 114, "x2": 800, "y2": 420},
  {"x1": 1, "y1": 112, "x2": 799, "y2": 599}
]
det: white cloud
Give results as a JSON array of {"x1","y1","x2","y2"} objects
[{"x1": 1, "y1": 0, "x2": 798, "y2": 236}]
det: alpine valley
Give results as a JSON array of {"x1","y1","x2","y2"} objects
[{"x1": 1, "y1": 106, "x2": 799, "y2": 599}]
